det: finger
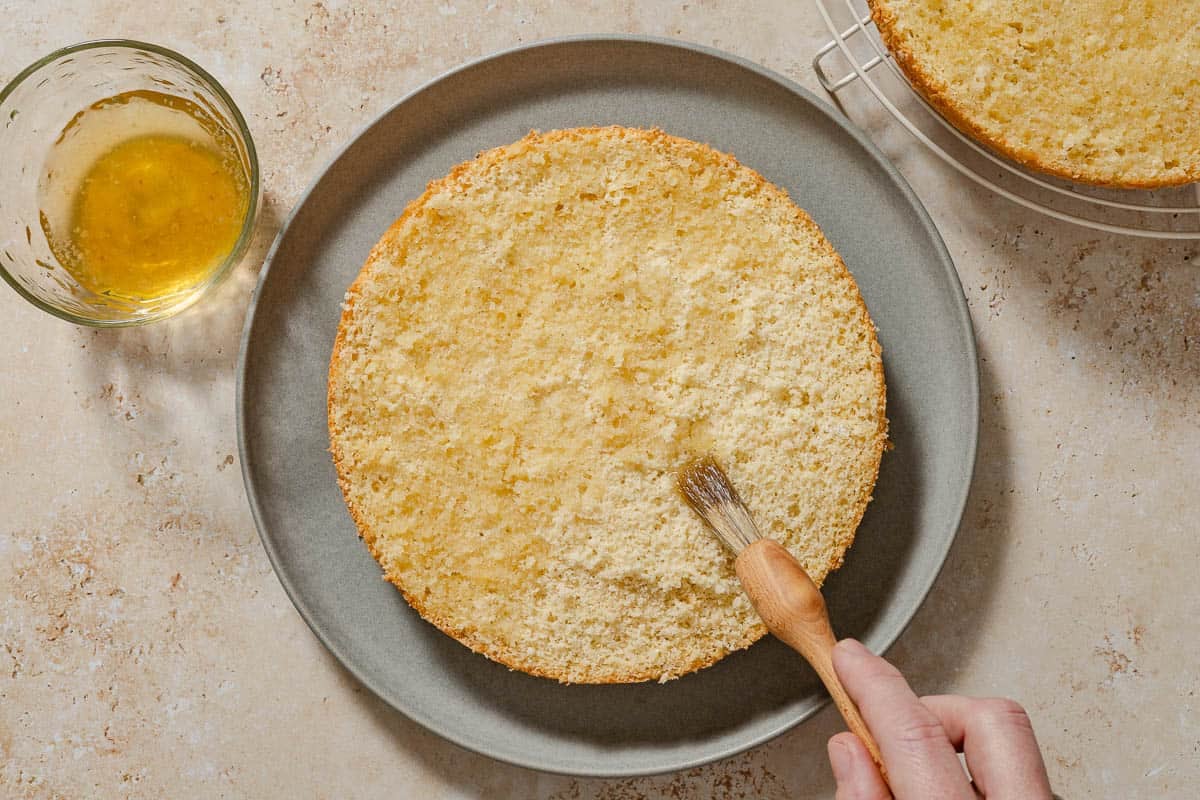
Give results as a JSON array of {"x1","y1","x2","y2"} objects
[
  {"x1": 828, "y1": 732, "x2": 892, "y2": 800},
  {"x1": 920, "y1": 696, "x2": 1054, "y2": 800},
  {"x1": 832, "y1": 639, "x2": 975, "y2": 800}
]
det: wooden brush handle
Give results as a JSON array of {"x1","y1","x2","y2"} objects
[{"x1": 735, "y1": 538, "x2": 888, "y2": 784}]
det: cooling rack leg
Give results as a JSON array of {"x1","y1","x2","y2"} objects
[{"x1": 812, "y1": 13, "x2": 882, "y2": 93}]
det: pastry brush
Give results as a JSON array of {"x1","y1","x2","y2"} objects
[{"x1": 677, "y1": 455, "x2": 888, "y2": 783}]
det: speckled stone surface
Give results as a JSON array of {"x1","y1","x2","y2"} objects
[{"x1": 1, "y1": 2, "x2": 1197, "y2": 798}]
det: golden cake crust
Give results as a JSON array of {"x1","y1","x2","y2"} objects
[
  {"x1": 870, "y1": 0, "x2": 1200, "y2": 189},
  {"x1": 328, "y1": 126, "x2": 887, "y2": 683}
]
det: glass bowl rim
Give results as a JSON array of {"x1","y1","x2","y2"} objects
[{"x1": 0, "y1": 38, "x2": 262, "y2": 327}]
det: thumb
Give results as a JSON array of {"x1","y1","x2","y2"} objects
[{"x1": 829, "y1": 732, "x2": 892, "y2": 800}]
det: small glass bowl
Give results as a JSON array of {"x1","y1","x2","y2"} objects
[{"x1": 0, "y1": 40, "x2": 261, "y2": 326}]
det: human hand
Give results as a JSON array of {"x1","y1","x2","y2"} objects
[{"x1": 827, "y1": 639, "x2": 1054, "y2": 799}]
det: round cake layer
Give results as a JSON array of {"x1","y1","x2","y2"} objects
[
  {"x1": 328, "y1": 127, "x2": 887, "y2": 683},
  {"x1": 870, "y1": 0, "x2": 1200, "y2": 188}
]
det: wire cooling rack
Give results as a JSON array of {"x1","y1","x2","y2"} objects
[{"x1": 812, "y1": 0, "x2": 1200, "y2": 239}]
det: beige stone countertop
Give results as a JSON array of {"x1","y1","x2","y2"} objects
[{"x1": 2, "y1": 2, "x2": 1197, "y2": 798}]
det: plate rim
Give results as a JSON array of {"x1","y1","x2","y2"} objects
[{"x1": 235, "y1": 33, "x2": 980, "y2": 778}]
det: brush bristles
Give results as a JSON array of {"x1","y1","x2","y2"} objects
[{"x1": 676, "y1": 456, "x2": 762, "y2": 555}]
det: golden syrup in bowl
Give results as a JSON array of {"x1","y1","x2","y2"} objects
[{"x1": 38, "y1": 89, "x2": 250, "y2": 306}]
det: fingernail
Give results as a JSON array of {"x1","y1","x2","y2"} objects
[
  {"x1": 836, "y1": 638, "x2": 869, "y2": 657},
  {"x1": 828, "y1": 738, "x2": 854, "y2": 781}
]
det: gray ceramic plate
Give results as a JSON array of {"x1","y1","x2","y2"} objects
[{"x1": 237, "y1": 36, "x2": 978, "y2": 778}]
